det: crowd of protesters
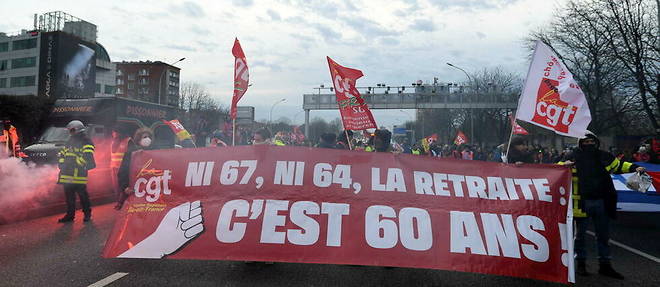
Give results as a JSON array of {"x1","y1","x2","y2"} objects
[{"x1": 198, "y1": 124, "x2": 660, "y2": 166}]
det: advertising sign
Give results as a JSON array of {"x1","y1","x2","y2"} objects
[{"x1": 39, "y1": 31, "x2": 96, "y2": 99}]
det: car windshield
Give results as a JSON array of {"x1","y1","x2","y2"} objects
[{"x1": 39, "y1": 127, "x2": 70, "y2": 143}]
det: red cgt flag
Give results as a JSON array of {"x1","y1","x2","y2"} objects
[
  {"x1": 510, "y1": 115, "x2": 529, "y2": 135},
  {"x1": 230, "y1": 38, "x2": 249, "y2": 120},
  {"x1": 454, "y1": 130, "x2": 468, "y2": 145},
  {"x1": 327, "y1": 57, "x2": 377, "y2": 130}
]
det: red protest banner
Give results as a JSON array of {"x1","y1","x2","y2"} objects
[
  {"x1": 103, "y1": 146, "x2": 574, "y2": 284},
  {"x1": 230, "y1": 38, "x2": 249, "y2": 120},
  {"x1": 327, "y1": 57, "x2": 377, "y2": 130}
]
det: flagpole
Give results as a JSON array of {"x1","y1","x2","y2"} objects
[
  {"x1": 344, "y1": 129, "x2": 353, "y2": 150},
  {"x1": 232, "y1": 118, "x2": 236, "y2": 146},
  {"x1": 504, "y1": 110, "x2": 517, "y2": 163}
]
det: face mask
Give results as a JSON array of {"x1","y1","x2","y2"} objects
[
  {"x1": 582, "y1": 144, "x2": 597, "y2": 152},
  {"x1": 140, "y1": 137, "x2": 152, "y2": 147}
]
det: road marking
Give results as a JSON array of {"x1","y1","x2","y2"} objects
[
  {"x1": 88, "y1": 272, "x2": 129, "y2": 287},
  {"x1": 586, "y1": 231, "x2": 660, "y2": 263}
]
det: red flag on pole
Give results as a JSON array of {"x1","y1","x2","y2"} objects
[
  {"x1": 454, "y1": 130, "x2": 468, "y2": 145},
  {"x1": 510, "y1": 115, "x2": 529, "y2": 135},
  {"x1": 327, "y1": 57, "x2": 377, "y2": 130},
  {"x1": 230, "y1": 38, "x2": 249, "y2": 120}
]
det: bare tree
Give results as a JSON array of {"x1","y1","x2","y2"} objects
[
  {"x1": 177, "y1": 81, "x2": 228, "y2": 142},
  {"x1": 528, "y1": 0, "x2": 659, "y2": 135}
]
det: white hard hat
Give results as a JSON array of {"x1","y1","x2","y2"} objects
[{"x1": 66, "y1": 120, "x2": 85, "y2": 134}]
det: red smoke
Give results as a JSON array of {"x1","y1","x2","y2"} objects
[
  {"x1": 0, "y1": 138, "x2": 116, "y2": 224},
  {"x1": 0, "y1": 158, "x2": 61, "y2": 224}
]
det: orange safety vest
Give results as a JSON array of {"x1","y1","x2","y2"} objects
[
  {"x1": 110, "y1": 137, "x2": 130, "y2": 168},
  {"x1": 1, "y1": 126, "x2": 19, "y2": 157}
]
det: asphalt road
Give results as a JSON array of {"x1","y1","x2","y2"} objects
[{"x1": 0, "y1": 204, "x2": 658, "y2": 287}]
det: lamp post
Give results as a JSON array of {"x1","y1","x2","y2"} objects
[
  {"x1": 269, "y1": 98, "x2": 286, "y2": 128},
  {"x1": 158, "y1": 57, "x2": 186, "y2": 105},
  {"x1": 447, "y1": 62, "x2": 475, "y2": 145}
]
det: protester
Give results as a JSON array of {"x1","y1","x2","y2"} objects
[
  {"x1": 116, "y1": 127, "x2": 154, "y2": 210},
  {"x1": 373, "y1": 129, "x2": 391, "y2": 152},
  {"x1": 559, "y1": 131, "x2": 644, "y2": 279},
  {"x1": 110, "y1": 126, "x2": 130, "y2": 207},
  {"x1": 273, "y1": 132, "x2": 287, "y2": 146},
  {"x1": 633, "y1": 145, "x2": 650, "y2": 162},
  {"x1": 507, "y1": 136, "x2": 535, "y2": 164},
  {"x1": 411, "y1": 143, "x2": 422, "y2": 155},
  {"x1": 210, "y1": 130, "x2": 228, "y2": 147},
  {"x1": 317, "y1": 133, "x2": 337, "y2": 149},
  {"x1": 0, "y1": 119, "x2": 20, "y2": 157},
  {"x1": 335, "y1": 130, "x2": 353, "y2": 149},
  {"x1": 56, "y1": 120, "x2": 96, "y2": 222},
  {"x1": 252, "y1": 128, "x2": 272, "y2": 145},
  {"x1": 461, "y1": 146, "x2": 473, "y2": 160}
]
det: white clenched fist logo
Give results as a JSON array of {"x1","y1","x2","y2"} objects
[{"x1": 119, "y1": 201, "x2": 204, "y2": 259}]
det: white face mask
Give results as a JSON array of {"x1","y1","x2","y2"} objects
[{"x1": 140, "y1": 137, "x2": 152, "y2": 147}]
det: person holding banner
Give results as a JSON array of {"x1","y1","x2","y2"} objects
[
  {"x1": 116, "y1": 128, "x2": 155, "y2": 210},
  {"x1": 252, "y1": 128, "x2": 272, "y2": 145},
  {"x1": 373, "y1": 129, "x2": 391, "y2": 152},
  {"x1": 559, "y1": 131, "x2": 644, "y2": 279},
  {"x1": 507, "y1": 136, "x2": 535, "y2": 165}
]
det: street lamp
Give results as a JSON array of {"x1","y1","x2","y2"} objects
[
  {"x1": 158, "y1": 57, "x2": 186, "y2": 105},
  {"x1": 269, "y1": 98, "x2": 286, "y2": 127},
  {"x1": 446, "y1": 62, "x2": 472, "y2": 85},
  {"x1": 447, "y1": 62, "x2": 475, "y2": 144}
]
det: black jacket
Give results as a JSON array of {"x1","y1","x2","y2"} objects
[
  {"x1": 562, "y1": 149, "x2": 639, "y2": 219},
  {"x1": 117, "y1": 139, "x2": 141, "y2": 191},
  {"x1": 507, "y1": 149, "x2": 535, "y2": 164}
]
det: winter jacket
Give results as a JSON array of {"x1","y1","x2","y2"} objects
[
  {"x1": 57, "y1": 133, "x2": 95, "y2": 184},
  {"x1": 558, "y1": 149, "x2": 638, "y2": 219}
]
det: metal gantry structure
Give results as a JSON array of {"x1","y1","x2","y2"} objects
[{"x1": 302, "y1": 84, "x2": 519, "y2": 140}]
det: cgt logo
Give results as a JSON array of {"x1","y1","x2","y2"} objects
[
  {"x1": 531, "y1": 78, "x2": 577, "y2": 133},
  {"x1": 133, "y1": 159, "x2": 172, "y2": 202}
]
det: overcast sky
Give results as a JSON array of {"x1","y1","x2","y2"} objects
[{"x1": 2, "y1": 0, "x2": 566, "y2": 128}]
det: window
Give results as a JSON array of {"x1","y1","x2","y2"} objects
[
  {"x1": 10, "y1": 76, "x2": 36, "y2": 87},
  {"x1": 169, "y1": 71, "x2": 178, "y2": 78},
  {"x1": 127, "y1": 74, "x2": 135, "y2": 81},
  {"x1": 117, "y1": 69, "x2": 123, "y2": 76},
  {"x1": 116, "y1": 87, "x2": 124, "y2": 94},
  {"x1": 11, "y1": 57, "x2": 37, "y2": 69},
  {"x1": 0, "y1": 60, "x2": 7, "y2": 71},
  {"x1": 105, "y1": 85, "x2": 115, "y2": 94},
  {"x1": 0, "y1": 78, "x2": 6, "y2": 88},
  {"x1": 0, "y1": 42, "x2": 8, "y2": 52},
  {"x1": 116, "y1": 78, "x2": 124, "y2": 85},
  {"x1": 138, "y1": 68, "x2": 149, "y2": 76},
  {"x1": 128, "y1": 82, "x2": 135, "y2": 89},
  {"x1": 95, "y1": 83, "x2": 101, "y2": 93},
  {"x1": 12, "y1": 38, "x2": 37, "y2": 50},
  {"x1": 139, "y1": 87, "x2": 149, "y2": 94},
  {"x1": 139, "y1": 78, "x2": 149, "y2": 85}
]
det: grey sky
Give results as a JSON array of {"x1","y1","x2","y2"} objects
[{"x1": 2, "y1": 0, "x2": 565, "y2": 129}]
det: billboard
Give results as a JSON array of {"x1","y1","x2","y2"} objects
[{"x1": 39, "y1": 31, "x2": 96, "y2": 99}]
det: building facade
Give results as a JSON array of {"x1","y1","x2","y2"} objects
[
  {"x1": 0, "y1": 12, "x2": 115, "y2": 99},
  {"x1": 114, "y1": 61, "x2": 180, "y2": 106}
]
